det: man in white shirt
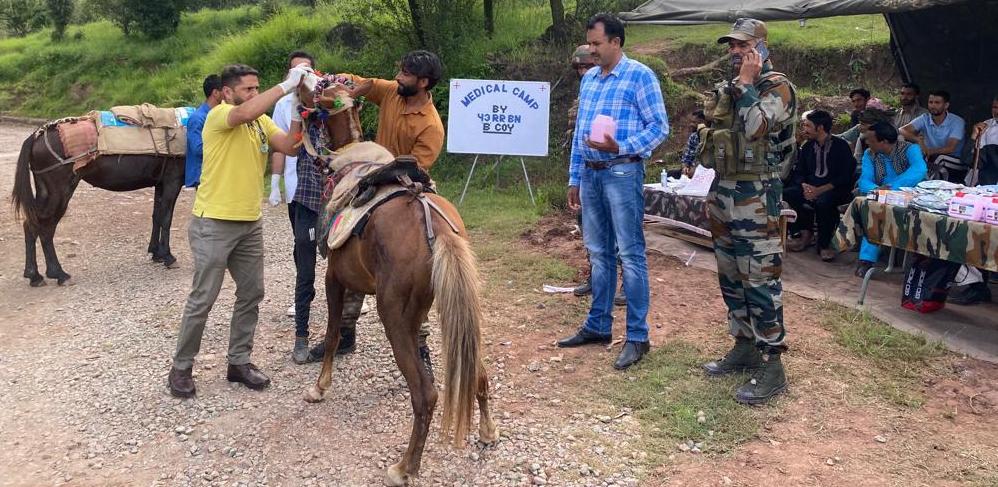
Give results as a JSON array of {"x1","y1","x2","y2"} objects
[{"x1": 269, "y1": 50, "x2": 314, "y2": 322}]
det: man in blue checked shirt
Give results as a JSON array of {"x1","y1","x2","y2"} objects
[{"x1": 556, "y1": 13, "x2": 669, "y2": 370}]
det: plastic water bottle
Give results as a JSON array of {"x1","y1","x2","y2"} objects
[{"x1": 661, "y1": 169, "x2": 668, "y2": 189}]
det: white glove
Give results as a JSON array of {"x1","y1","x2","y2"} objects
[
  {"x1": 278, "y1": 65, "x2": 311, "y2": 95},
  {"x1": 269, "y1": 174, "x2": 282, "y2": 206}
]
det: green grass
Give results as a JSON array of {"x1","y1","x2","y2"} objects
[
  {"x1": 435, "y1": 179, "x2": 576, "y2": 292},
  {"x1": 627, "y1": 14, "x2": 889, "y2": 50},
  {"x1": 0, "y1": 1, "x2": 553, "y2": 118},
  {"x1": 819, "y1": 301, "x2": 946, "y2": 407},
  {"x1": 603, "y1": 341, "x2": 763, "y2": 458}
]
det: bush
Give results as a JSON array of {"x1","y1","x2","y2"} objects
[
  {"x1": 46, "y1": 0, "x2": 74, "y2": 40},
  {"x1": 1, "y1": 0, "x2": 48, "y2": 37},
  {"x1": 81, "y1": 0, "x2": 184, "y2": 38}
]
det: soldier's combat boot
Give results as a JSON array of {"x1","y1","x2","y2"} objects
[
  {"x1": 702, "y1": 337, "x2": 762, "y2": 377},
  {"x1": 734, "y1": 352, "x2": 788, "y2": 405}
]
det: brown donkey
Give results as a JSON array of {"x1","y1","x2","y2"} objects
[{"x1": 296, "y1": 77, "x2": 497, "y2": 485}]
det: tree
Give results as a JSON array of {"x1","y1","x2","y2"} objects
[
  {"x1": 45, "y1": 0, "x2": 74, "y2": 40},
  {"x1": 1, "y1": 0, "x2": 47, "y2": 37},
  {"x1": 483, "y1": 0, "x2": 493, "y2": 37},
  {"x1": 127, "y1": 0, "x2": 184, "y2": 39},
  {"x1": 548, "y1": 0, "x2": 565, "y2": 39},
  {"x1": 82, "y1": 0, "x2": 184, "y2": 38}
]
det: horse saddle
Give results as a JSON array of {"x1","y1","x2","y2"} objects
[{"x1": 352, "y1": 155, "x2": 433, "y2": 207}]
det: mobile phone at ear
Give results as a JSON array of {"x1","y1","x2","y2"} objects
[{"x1": 756, "y1": 41, "x2": 770, "y2": 61}]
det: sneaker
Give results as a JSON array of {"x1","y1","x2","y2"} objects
[{"x1": 573, "y1": 278, "x2": 592, "y2": 296}]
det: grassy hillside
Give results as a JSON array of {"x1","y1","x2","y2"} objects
[
  {"x1": 627, "y1": 14, "x2": 889, "y2": 49},
  {"x1": 0, "y1": 5, "x2": 894, "y2": 195},
  {"x1": 0, "y1": 2, "x2": 552, "y2": 118}
]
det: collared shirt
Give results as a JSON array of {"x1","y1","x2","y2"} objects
[
  {"x1": 977, "y1": 118, "x2": 998, "y2": 147},
  {"x1": 909, "y1": 111, "x2": 965, "y2": 158},
  {"x1": 184, "y1": 102, "x2": 211, "y2": 187},
  {"x1": 679, "y1": 132, "x2": 700, "y2": 167},
  {"x1": 569, "y1": 55, "x2": 670, "y2": 186},
  {"x1": 343, "y1": 75, "x2": 445, "y2": 170},
  {"x1": 893, "y1": 103, "x2": 929, "y2": 128},
  {"x1": 193, "y1": 103, "x2": 281, "y2": 221},
  {"x1": 294, "y1": 121, "x2": 328, "y2": 213},
  {"x1": 272, "y1": 93, "x2": 299, "y2": 200}
]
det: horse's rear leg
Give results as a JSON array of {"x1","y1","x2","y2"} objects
[
  {"x1": 157, "y1": 176, "x2": 183, "y2": 269},
  {"x1": 304, "y1": 269, "x2": 344, "y2": 403},
  {"x1": 476, "y1": 362, "x2": 499, "y2": 445},
  {"x1": 149, "y1": 182, "x2": 164, "y2": 262},
  {"x1": 381, "y1": 295, "x2": 437, "y2": 486},
  {"x1": 38, "y1": 220, "x2": 71, "y2": 286},
  {"x1": 23, "y1": 221, "x2": 44, "y2": 287}
]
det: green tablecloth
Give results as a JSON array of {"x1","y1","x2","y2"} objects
[{"x1": 834, "y1": 196, "x2": 998, "y2": 272}]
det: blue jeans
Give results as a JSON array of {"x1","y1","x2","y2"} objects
[
  {"x1": 859, "y1": 237, "x2": 880, "y2": 263},
  {"x1": 579, "y1": 161, "x2": 650, "y2": 343}
]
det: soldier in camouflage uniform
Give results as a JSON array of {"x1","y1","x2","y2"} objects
[{"x1": 697, "y1": 19, "x2": 798, "y2": 405}]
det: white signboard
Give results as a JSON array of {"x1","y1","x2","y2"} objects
[{"x1": 446, "y1": 79, "x2": 550, "y2": 157}]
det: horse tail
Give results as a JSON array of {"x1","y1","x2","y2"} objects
[
  {"x1": 11, "y1": 134, "x2": 38, "y2": 225},
  {"x1": 432, "y1": 224, "x2": 482, "y2": 447}
]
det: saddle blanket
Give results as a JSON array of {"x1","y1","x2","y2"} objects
[{"x1": 322, "y1": 184, "x2": 408, "y2": 252}]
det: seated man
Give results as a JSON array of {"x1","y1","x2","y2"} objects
[
  {"x1": 971, "y1": 95, "x2": 998, "y2": 185},
  {"x1": 784, "y1": 110, "x2": 856, "y2": 261},
  {"x1": 837, "y1": 108, "x2": 893, "y2": 163},
  {"x1": 855, "y1": 122, "x2": 928, "y2": 277},
  {"x1": 900, "y1": 90, "x2": 966, "y2": 183},
  {"x1": 949, "y1": 95, "x2": 998, "y2": 305},
  {"x1": 848, "y1": 88, "x2": 871, "y2": 126},
  {"x1": 893, "y1": 83, "x2": 929, "y2": 128}
]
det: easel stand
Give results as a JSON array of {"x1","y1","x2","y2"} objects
[{"x1": 458, "y1": 154, "x2": 536, "y2": 206}]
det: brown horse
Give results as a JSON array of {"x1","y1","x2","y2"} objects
[
  {"x1": 11, "y1": 127, "x2": 184, "y2": 286},
  {"x1": 296, "y1": 80, "x2": 497, "y2": 485}
]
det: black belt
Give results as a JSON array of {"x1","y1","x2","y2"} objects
[{"x1": 584, "y1": 155, "x2": 642, "y2": 170}]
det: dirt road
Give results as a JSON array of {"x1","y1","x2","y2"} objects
[
  {"x1": 1, "y1": 120, "x2": 996, "y2": 487},
  {"x1": 0, "y1": 121, "x2": 646, "y2": 487}
]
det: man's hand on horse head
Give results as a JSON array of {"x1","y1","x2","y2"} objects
[{"x1": 280, "y1": 65, "x2": 312, "y2": 95}]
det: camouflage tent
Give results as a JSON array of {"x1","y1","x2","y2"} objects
[{"x1": 620, "y1": 0, "x2": 998, "y2": 133}]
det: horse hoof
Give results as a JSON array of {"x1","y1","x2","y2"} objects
[
  {"x1": 164, "y1": 257, "x2": 179, "y2": 269},
  {"x1": 478, "y1": 425, "x2": 499, "y2": 446},
  {"x1": 29, "y1": 278, "x2": 46, "y2": 288},
  {"x1": 303, "y1": 387, "x2": 325, "y2": 403},
  {"x1": 151, "y1": 255, "x2": 165, "y2": 263},
  {"x1": 57, "y1": 277, "x2": 75, "y2": 287},
  {"x1": 384, "y1": 463, "x2": 408, "y2": 486}
]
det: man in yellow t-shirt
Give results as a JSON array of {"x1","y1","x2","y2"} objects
[
  {"x1": 169, "y1": 63, "x2": 307, "y2": 398},
  {"x1": 306, "y1": 50, "x2": 444, "y2": 379}
]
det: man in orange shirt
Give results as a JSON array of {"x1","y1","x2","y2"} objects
[
  {"x1": 343, "y1": 50, "x2": 445, "y2": 169},
  {"x1": 306, "y1": 50, "x2": 444, "y2": 377}
]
